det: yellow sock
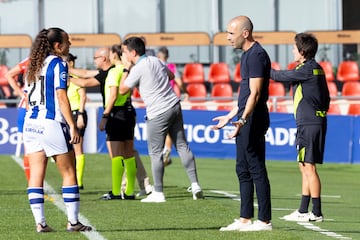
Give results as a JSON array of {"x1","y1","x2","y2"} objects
[
  {"x1": 124, "y1": 156, "x2": 137, "y2": 196},
  {"x1": 76, "y1": 154, "x2": 85, "y2": 187},
  {"x1": 112, "y1": 156, "x2": 124, "y2": 196}
]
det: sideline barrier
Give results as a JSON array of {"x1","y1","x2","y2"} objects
[
  {"x1": 124, "y1": 32, "x2": 211, "y2": 46},
  {"x1": 308, "y1": 30, "x2": 360, "y2": 44},
  {"x1": 124, "y1": 32, "x2": 211, "y2": 64},
  {"x1": 0, "y1": 34, "x2": 32, "y2": 48},
  {"x1": 2, "y1": 30, "x2": 360, "y2": 48},
  {"x1": 0, "y1": 107, "x2": 358, "y2": 163},
  {"x1": 69, "y1": 33, "x2": 121, "y2": 47}
]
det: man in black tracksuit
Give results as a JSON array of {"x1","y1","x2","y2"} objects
[{"x1": 271, "y1": 32, "x2": 330, "y2": 222}]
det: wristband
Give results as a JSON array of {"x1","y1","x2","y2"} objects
[
  {"x1": 78, "y1": 111, "x2": 84, "y2": 115},
  {"x1": 123, "y1": 68, "x2": 130, "y2": 73},
  {"x1": 239, "y1": 117, "x2": 247, "y2": 125},
  {"x1": 102, "y1": 113, "x2": 109, "y2": 119}
]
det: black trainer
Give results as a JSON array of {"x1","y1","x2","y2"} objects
[
  {"x1": 100, "y1": 191, "x2": 122, "y2": 200},
  {"x1": 122, "y1": 193, "x2": 135, "y2": 200}
]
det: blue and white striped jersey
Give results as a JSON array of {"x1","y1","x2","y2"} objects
[{"x1": 24, "y1": 55, "x2": 68, "y2": 123}]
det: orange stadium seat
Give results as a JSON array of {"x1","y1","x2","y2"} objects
[
  {"x1": 186, "y1": 83, "x2": 207, "y2": 110},
  {"x1": 271, "y1": 61, "x2": 281, "y2": 70},
  {"x1": 208, "y1": 62, "x2": 231, "y2": 84},
  {"x1": 341, "y1": 81, "x2": 360, "y2": 96},
  {"x1": 211, "y1": 83, "x2": 233, "y2": 111},
  {"x1": 182, "y1": 63, "x2": 205, "y2": 84},
  {"x1": 347, "y1": 104, "x2": 360, "y2": 115},
  {"x1": 268, "y1": 103, "x2": 288, "y2": 113},
  {"x1": 287, "y1": 61, "x2": 299, "y2": 70},
  {"x1": 319, "y1": 61, "x2": 335, "y2": 81},
  {"x1": 327, "y1": 81, "x2": 338, "y2": 97},
  {"x1": 132, "y1": 87, "x2": 141, "y2": 98},
  {"x1": 187, "y1": 83, "x2": 207, "y2": 98},
  {"x1": 0, "y1": 65, "x2": 9, "y2": 86},
  {"x1": 336, "y1": 61, "x2": 360, "y2": 82},
  {"x1": 328, "y1": 102, "x2": 341, "y2": 115},
  {"x1": 269, "y1": 82, "x2": 286, "y2": 96},
  {"x1": 233, "y1": 63, "x2": 241, "y2": 82}
]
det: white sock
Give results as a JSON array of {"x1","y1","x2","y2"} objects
[
  {"x1": 27, "y1": 187, "x2": 46, "y2": 225},
  {"x1": 62, "y1": 185, "x2": 80, "y2": 224},
  {"x1": 191, "y1": 182, "x2": 201, "y2": 190}
]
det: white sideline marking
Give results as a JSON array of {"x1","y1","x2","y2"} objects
[
  {"x1": 11, "y1": 155, "x2": 106, "y2": 240},
  {"x1": 210, "y1": 190, "x2": 351, "y2": 239},
  {"x1": 298, "y1": 223, "x2": 352, "y2": 239}
]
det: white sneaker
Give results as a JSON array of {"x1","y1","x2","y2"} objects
[
  {"x1": 309, "y1": 212, "x2": 324, "y2": 222},
  {"x1": 239, "y1": 220, "x2": 272, "y2": 232},
  {"x1": 140, "y1": 191, "x2": 166, "y2": 203},
  {"x1": 188, "y1": 183, "x2": 204, "y2": 200},
  {"x1": 219, "y1": 219, "x2": 252, "y2": 231},
  {"x1": 281, "y1": 210, "x2": 310, "y2": 222}
]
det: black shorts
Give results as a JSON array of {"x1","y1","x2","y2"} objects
[
  {"x1": 72, "y1": 110, "x2": 88, "y2": 137},
  {"x1": 296, "y1": 124, "x2": 327, "y2": 164},
  {"x1": 106, "y1": 106, "x2": 136, "y2": 141}
]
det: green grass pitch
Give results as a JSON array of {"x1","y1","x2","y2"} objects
[{"x1": 0, "y1": 154, "x2": 359, "y2": 240}]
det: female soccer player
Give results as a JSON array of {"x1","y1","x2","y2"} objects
[{"x1": 23, "y1": 27, "x2": 92, "y2": 233}]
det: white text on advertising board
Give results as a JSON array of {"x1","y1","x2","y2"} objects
[
  {"x1": 134, "y1": 123, "x2": 296, "y2": 146},
  {"x1": 0, "y1": 118, "x2": 19, "y2": 145}
]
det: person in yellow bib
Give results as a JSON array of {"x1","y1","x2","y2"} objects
[
  {"x1": 70, "y1": 46, "x2": 140, "y2": 200},
  {"x1": 97, "y1": 44, "x2": 137, "y2": 199},
  {"x1": 66, "y1": 53, "x2": 88, "y2": 189}
]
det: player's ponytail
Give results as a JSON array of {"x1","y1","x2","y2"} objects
[{"x1": 26, "y1": 28, "x2": 65, "y2": 84}]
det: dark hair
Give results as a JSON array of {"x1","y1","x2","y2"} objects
[
  {"x1": 295, "y1": 32, "x2": 318, "y2": 60},
  {"x1": 67, "y1": 53, "x2": 77, "y2": 62},
  {"x1": 123, "y1": 37, "x2": 146, "y2": 56},
  {"x1": 27, "y1": 27, "x2": 66, "y2": 83},
  {"x1": 111, "y1": 44, "x2": 122, "y2": 59},
  {"x1": 157, "y1": 46, "x2": 169, "y2": 59}
]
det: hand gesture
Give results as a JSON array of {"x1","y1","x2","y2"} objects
[
  {"x1": 226, "y1": 120, "x2": 243, "y2": 138},
  {"x1": 211, "y1": 115, "x2": 230, "y2": 130},
  {"x1": 120, "y1": 55, "x2": 132, "y2": 70}
]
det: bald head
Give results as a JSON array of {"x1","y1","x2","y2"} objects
[
  {"x1": 94, "y1": 47, "x2": 111, "y2": 70},
  {"x1": 96, "y1": 47, "x2": 109, "y2": 59},
  {"x1": 226, "y1": 15, "x2": 254, "y2": 50},
  {"x1": 229, "y1": 16, "x2": 253, "y2": 33}
]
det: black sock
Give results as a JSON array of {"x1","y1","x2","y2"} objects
[
  {"x1": 312, "y1": 197, "x2": 322, "y2": 216},
  {"x1": 299, "y1": 195, "x2": 310, "y2": 213}
]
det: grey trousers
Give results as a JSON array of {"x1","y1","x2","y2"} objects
[{"x1": 146, "y1": 102, "x2": 199, "y2": 192}]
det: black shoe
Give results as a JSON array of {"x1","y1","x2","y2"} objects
[
  {"x1": 100, "y1": 191, "x2": 122, "y2": 200},
  {"x1": 36, "y1": 223, "x2": 55, "y2": 233},
  {"x1": 67, "y1": 221, "x2": 92, "y2": 232},
  {"x1": 122, "y1": 193, "x2": 135, "y2": 200}
]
